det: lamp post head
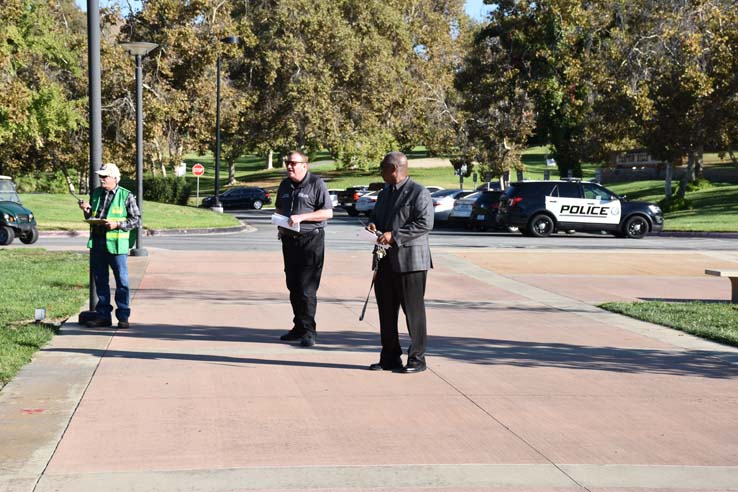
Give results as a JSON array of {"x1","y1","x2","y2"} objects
[
  {"x1": 120, "y1": 42, "x2": 158, "y2": 57},
  {"x1": 220, "y1": 36, "x2": 241, "y2": 45}
]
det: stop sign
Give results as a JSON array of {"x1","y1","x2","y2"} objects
[{"x1": 192, "y1": 163, "x2": 205, "y2": 176}]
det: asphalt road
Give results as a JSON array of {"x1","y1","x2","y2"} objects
[{"x1": 23, "y1": 207, "x2": 738, "y2": 252}]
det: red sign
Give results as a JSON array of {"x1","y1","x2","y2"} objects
[{"x1": 192, "y1": 163, "x2": 205, "y2": 176}]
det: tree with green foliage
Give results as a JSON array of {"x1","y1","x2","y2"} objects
[
  {"x1": 583, "y1": 0, "x2": 738, "y2": 200},
  {"x1": 460, "y1": 0, "x2": 597, "y2": 178},
  {"x1": 0, "y1": 0, "x2": 87, "y2": 180},
  {"x1": 230, "y1": 0, "x2": 466, "y2": 169},
  {"x1": 120, "y1": 0, "x2": 243, "y2": 176}
]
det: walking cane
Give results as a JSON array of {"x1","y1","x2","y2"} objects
[{"x1": 359, "y1": 244, "x2": 387, "y2": 321}]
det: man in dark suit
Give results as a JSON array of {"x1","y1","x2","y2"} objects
[{"x1": 366, "y1": 151, "x2": 434, "y2": 373}]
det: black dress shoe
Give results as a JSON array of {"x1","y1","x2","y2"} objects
[
  {"x1": 86, "y1": 317, "x2": 112, "y2": 328},
  {"x1": 395, "y1": 361, "x2": 427, "y2": 374},
  {"x1": 118, "y1": 320, "x2": 130, "y2": 329},
  {"x1": 280, "y1": 330, "x2": 304, "y2": 341},
  {"x1": 299, "y1": 334, "x2": 316, "y2": 347},
  {"x1": 368, "y1": 361, "x2": 403, "y2": 371}
]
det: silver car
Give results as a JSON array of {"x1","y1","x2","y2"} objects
[
  {"x1": 432, "y1": 189, "x2": 474, "y2": 222},
  {"x1": 448, "y1": 191, "x2": 481, "y2": 225}
]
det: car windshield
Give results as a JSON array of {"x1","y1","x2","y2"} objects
[
  {"x1": 458, "y1": 192, "x2": 480, "y2": 203},
  {"x1": 476, "y1": 192, "x2": 502, "y2": 205},
  {"x1": 0, "y1": 179, "x2": 21, "y2": 203},
  {"x1": 431, "y1": 189, "x2": 458, "y2": 198}
]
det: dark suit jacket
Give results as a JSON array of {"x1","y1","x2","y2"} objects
[{"x1": 372, "y1": 177, "x2": 434, "y2": 272}]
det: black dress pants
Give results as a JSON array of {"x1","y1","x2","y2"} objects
[
  {"x1": 374, "y1": 261, "x2": 428, "y2": 365},
  {"x1": 281, "y1": 229, "x2": 325, "y2": 336}
]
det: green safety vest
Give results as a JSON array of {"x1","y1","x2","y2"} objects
[{"x1": 87, "y1": 186, "x2": 136, "y2": 254}]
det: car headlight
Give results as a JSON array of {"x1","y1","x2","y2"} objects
[
  {"x1": 28, "y1": 213, "x2": 34, "y2": 220},
  {"x1": 648, "y1": 204, "x2": 661, "y2": 214},
  {"x1": 2, "y1": 213, "x2": 8, "y2": 221}
]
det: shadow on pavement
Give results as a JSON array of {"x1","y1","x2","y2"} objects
[{"x1": 50, "y1": 323, "x2": 737, "y2": 379}]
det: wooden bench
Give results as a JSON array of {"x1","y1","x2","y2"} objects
[{"x1": 705, "y1": 269, "x2": 738, "y2": 303}]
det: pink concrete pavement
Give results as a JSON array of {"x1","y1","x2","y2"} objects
[{"x1": 1, "y1": 247, "x2": 738, "y2": 492}]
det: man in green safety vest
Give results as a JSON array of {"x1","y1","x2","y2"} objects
[{"x1": 78, "y1": 163, "x2": 141, "y2": 329}]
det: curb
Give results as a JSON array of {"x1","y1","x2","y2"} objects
[
  {"x1": 39, "y1": 221, "x2": 255, "y2": 238},
  {"x1": 652, "y1": 231, "x2": 738, "y2": 239}
]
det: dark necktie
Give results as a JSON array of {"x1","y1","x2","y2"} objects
[{"x1": 380, "y1": 186, "x2": 397, "y2": 230}]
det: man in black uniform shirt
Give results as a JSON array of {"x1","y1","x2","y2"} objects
[{"x1": 276, "y1": 151, "x2": 333, "y2": 347}]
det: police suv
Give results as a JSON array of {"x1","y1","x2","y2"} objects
[{"x1": 497, "y1": 179, "x2": 664, "y2": 239}]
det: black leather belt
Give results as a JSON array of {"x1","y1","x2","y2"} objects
[{"x1": 279, "y1": 228, "x2": 320, "y2": 239}]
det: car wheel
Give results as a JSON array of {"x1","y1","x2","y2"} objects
[
  {"x1": 20, "y1": 227, "x2": 39, "y2": 245},
  {"x1": 624, "y1": 215, "x2": 649, "y2": 239},
  {"x1": 346, "y1": 208, "x2": 359, "y2": 217},
  {"x1": 0, "y1": 225, "x2": 14, "y2": 245},
  {"x1": 529, "y1": 214, "x2": 554, "y2": 237},
  {"x1": 252, "y1": 200, "x2": 263, "y2": 210}
]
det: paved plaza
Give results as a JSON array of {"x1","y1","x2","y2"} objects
[{"x1": 1, "y1": 246, "x2": 738, "y2": 491}]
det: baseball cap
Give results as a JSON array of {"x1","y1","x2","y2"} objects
[{"x1": 96, "y1": 163, "x2": 121, "y2": 178}]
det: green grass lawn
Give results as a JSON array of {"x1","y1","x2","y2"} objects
[
  {"x1": 600, "y1": 301, "x2": 738, "y2": 347},
  {"x1": 606, "y1": 181, "x2": 738, "y2": 232},
  {"x1": 0, "y1": 249, "x2": 88, "y2": 386},
  {"x1": 20, "y1": 194, "x2": 241, "y2": 231}
]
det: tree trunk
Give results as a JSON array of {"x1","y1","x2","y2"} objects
[
  {"x1": 695, "y1": 147, "x2": 704, "y2": 178},
  {"x1": 152, "y1": 139, "x2": 165, "y2": 176},
  {"x1": 267, "y1": 149, "x2": 273, "y2": 170},
  {"x1": 664, "y1": 161, "x2": 673, "y2": 199},
  {"x1": 227, "y1": 157, "x2": 236, "y2": 185},
  {"x1": 677, "y1": 151, "x2": 696, "y2": 199}
]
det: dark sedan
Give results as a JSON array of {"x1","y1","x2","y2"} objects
[
  {"x1": 469, "y1": 190, "x2": 518, "y2": 232},
  {"x1": 201, "y1": 186, "x2": 271, "y2": 210}
]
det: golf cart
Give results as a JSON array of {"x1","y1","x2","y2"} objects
[{"x1": 0, "y1": 175, "x2": 38, "y2": 245}]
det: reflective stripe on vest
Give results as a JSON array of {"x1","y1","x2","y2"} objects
[{"x1": 87, "y1": 187, "x2": 132, "y2": 254}]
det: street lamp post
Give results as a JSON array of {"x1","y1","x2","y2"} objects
[
  {"x1": 121, "y1": 42, "x2": 158, "y2": 256},
  {"x1": 212, "y1": 35, "x2": 241, "y2": 213},
  {"x1": 80, "y1": 0, "x2": 102, "y2": 324}
]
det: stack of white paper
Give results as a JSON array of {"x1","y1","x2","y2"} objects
[{"x1": 271, "y1": 213, "x2": 300, "y2": 233}]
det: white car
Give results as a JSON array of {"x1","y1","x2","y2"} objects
[
  {"x1": 328, "y1": 189, "x2": 340, "y2": 208},
  {"x1": 355, "y1": 190, "x2": 380, "y2": 215},
  {"x1": 448, "y1": 191, "x2": 481, "y2": 224},
  {"x1": 432, "y1": 189, "x2": 474, "y2": 222}
]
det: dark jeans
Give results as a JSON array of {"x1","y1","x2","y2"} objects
[
  {"x1": 281, "y1": 228, "x2": 325, "y2": 336},
  {"x1": 374, "y1": 261, "x2": 428, "y2": 365},
  {"x1": 91, "y1": 237, "x2": 130, "y2": 322}
]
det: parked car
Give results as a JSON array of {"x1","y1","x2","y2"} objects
[
  {"x1": 498, "y1": 179, "x2": 664, "y2": 238},
  {"x1": 337, "y1": 183, "x2": 383, "y2": 216},
  {"x1": 447, "y1": 191, "x2": 481, "y2": 226},
  {"x1": 476, "y1": 182, "x2": 502, "y2": 191},
  {"x1": 0, "y1": 175, "x2": 38, "y2": 245},
  {"x1": 431, "y1": 189, "x2": 474, "y2": 222},
  {"x1": 356, "y1": 190, "x2": 380, "y2": 215},
  {"x1": 425, "y1": 186, "x2": 445, "y2": 193},
  {"x1": 469, "y1": 190, "x2": 518, "y2": 232},
  {"x1": 328, "y1": 189, "x2": 340, "y2": 208},
  {"x1": 201, "y1": 186, "x2": 271, "y2": 210}
]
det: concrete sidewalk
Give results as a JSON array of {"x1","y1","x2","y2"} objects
[{"x1": 2, "y1": 247, "x2": 738, "y2": 492}]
